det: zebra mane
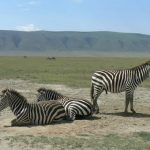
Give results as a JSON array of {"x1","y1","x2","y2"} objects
[
  {"x1": 131, "y1": 60, "x2": 150, "y2": 70},
  {"x1": 146, "y1": 60, "x2": 150, "y2": 65},
  {"x1": 2, "y1": 89, "x2": 28, "y2": 103},
  {"x1": 37, "y1": 88, "x2": 64, "y2": 97},
  {"x1": 141, "y1": 60, "x2": 150, "y2": 66}
]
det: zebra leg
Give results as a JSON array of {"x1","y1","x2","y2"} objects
[
  {"x1": 92, "y1": 89, "x2": 103, "y2": 114},
  {"x1": 67, "y1": 108, "x2": 76, "y2": 121},
  {"x1": 129, "y1": 91, "x2": 136, "y2": 114},
  {"x1": 93, "y1": 97, "x2": 100, "y2": 114},
  {"x1": 124, "y1": 99, "x2": 129, "y2": 113},
  {"x1": 11, "y1": 118, "x2": 31, "y2": 126},
  {"x1": 11, "y1": 118, "x2": 18, "y2": 126},
  {"x1": 91, "y1": 83, "x2": 98, "y2": 114},
  {"x1": 124, "y1": 91, "x2": 130, "y2": 113},
  {"x1": 125, "y1": 90, "x2": 136, "y2": 114}
]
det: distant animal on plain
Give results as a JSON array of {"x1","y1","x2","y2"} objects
[{"x1": 47, "y1": 57, "x2": 56, "y2": 60}]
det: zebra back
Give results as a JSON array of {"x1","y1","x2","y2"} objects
[
  {"x1": 92, "y1": 60, "x2": 150, "y2": 93},
  {"x1": 37, "y1": 88, "x2": 93, "y2": 119},
  {"x1": 37, "y1": 88, "x2": 65, "y2": 101}
]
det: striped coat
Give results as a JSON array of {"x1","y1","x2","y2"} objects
[
  {"x1": 37, "y1": 88, "x2": 93, "y2": 121},
  {"x1": 91, "y1": 60, "x2": 150, "y2": 114},
  {"x1": 0, "y1": 89, "x2": 66, "y2": 126}
]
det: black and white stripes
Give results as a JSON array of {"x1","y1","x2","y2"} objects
[
  {"x1": 0, "y1": 61, "x2": 149, "y2": 126},
  {"x1": 37, "y1": 88, "x2": 93, "y2": 121},
  {"x1": 0, "y1": 89, "x2": 66, "y2": 126},
  {"x1": 91, "y1": 61, "x2": 150, "y2": 114}
]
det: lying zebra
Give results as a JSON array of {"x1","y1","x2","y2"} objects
[
  {"x1": 37, "y1": 88, "x2": 93, "y2": 121},
  {"x1": 0, "y1": 89, "x2": 66, "y2": 126}
]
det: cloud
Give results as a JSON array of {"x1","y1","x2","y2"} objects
[
  {"x1": 16, "y1": 24, "x2": 41, "y2": 32},
  {"x1": 28, "y1": 0, "x2": 40, "y2": 5},
  {"x1": 17, "y1": 0, "x2": 40, "y2": 11}
]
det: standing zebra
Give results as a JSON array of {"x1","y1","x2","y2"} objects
[
  {"x1": 37, "y1": 88, "x2": 93, "y2": 121},
  {"x1": 91, "y1": 60, "x2": 150, "y2": 114},
  {"x1": 0, "y1": 89, "x2": 66, "y2": 126}
]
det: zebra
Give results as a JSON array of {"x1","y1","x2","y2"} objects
[
  {"x1": 91, "y1": 60, "x2": 150, "y2": 114},
  {"x1": 0, "y1": 89, "x2": 66, "y2": 126},
  {"x1": 37, "y1": 88, "x2": 93, "y2": 121}
]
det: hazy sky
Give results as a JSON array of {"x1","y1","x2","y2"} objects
[{"x1": 0, "y1": 0, "x2": 150, "y2": 34}]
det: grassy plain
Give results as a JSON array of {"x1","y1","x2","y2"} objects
[
  {"x1": 0, "y1": 56, "x2": 149, "y2": 87},
  {"x1": 4, "y1": 132, "x2": 150, "y2": 150},
  {"x1": 0, "y1": 56, "x2": 149, "y2": 149}
]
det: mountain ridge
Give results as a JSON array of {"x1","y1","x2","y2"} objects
[{"x1": 0, "y1": 30, "x2": 150, "y2": 54}]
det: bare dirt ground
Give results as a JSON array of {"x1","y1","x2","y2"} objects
[{"x1": 0, "y1": 80, "x2": 149, "y2": 149}]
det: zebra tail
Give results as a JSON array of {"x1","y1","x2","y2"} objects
[
  {"x1": 75, "y1": 115, "x2": 93, "y2": 120},
  {"x1": 90, "y1": 82, "x2": 94, "y2": 101}
]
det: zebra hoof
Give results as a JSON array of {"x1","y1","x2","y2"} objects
[
  {"x1": 123, "y1": 111, "x2": 130, "y2": 116},
  {"x1": 66, "y1": 116, "x2": 75, "y2": 121},
  {"x1": 92, "y1": 107, "x2": 99, "y2": 114},
  {"x1": 95, "y1": 111, "x2": 99, "y2": 114},
  {"x1": 131, "y1": 109, "x2": 136, "y2": 114},
  {"x1": 93, "y1": 109, "x2": 99, "y2": 114},
  {"x1": 11, "y1": 119, "x2": 18, "y2": 126}
]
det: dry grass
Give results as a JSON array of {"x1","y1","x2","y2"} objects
[{"x1": 0, "y1": 80, "x2": 149, "y2": 149}]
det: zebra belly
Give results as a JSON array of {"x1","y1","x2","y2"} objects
[{"x1": 108, "y1": 88, "x2": 125, "y2": 93}]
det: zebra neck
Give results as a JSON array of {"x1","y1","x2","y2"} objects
[
  {"x1": 9, "y1": 97, "x2": 28, "y2": 116},
  {"x1": 48, "y1": 94, "x2": 63, "y2": 100},
  {"x1": 58, "y1": 97, "x2": 68, "y2": 103},
  {"x1": 134, "y1": 65, "x2": 149, "y2": 85},
  {"x1": 57, "y1": 95, "x2": 63, "y2": 99}
]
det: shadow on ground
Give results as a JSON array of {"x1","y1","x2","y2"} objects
[{"x1": 100, "y1": 112, "x2": 150, "y2": 118}]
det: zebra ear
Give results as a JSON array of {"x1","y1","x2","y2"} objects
[
  {"x1": 2, "y1": 89, "x2": 8, "y2": 93},
  {"x1": 2, "y1": 89, "x2": 10, "y2": 95}
]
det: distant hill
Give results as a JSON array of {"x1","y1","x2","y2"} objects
[{"x1": 0, "y1": 30, "x2": 150, "y2": 55}]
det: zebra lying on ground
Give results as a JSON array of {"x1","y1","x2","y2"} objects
[
  {"x1": 91, "y1": 60, "x2": 150, "y2": 114},
  {"x1": 37, "y1": 88, "x2": 93, "y2": 121},
  {"x1": 0, "y1": 89, "x2": 66, "y2": 126}
]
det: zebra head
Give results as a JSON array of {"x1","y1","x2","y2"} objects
[
  {"x1": 37, "y1": 88, "x2": 63, "y2": 102},
  {"x1": 0, "y1": 89, "x2": 28, "y2": 112},
  {"x1": 0, "y1": 89, "x2": 11, "y2": 111},
  {"x1": 37, "y1": 88, "x2": 49, "y2": 102},
  {"x1": 148, "y1": 61, "x2": 150, "y2": 77},
  {"x1": 145, "y1": 60, "x2": 150, "y2": 77}
]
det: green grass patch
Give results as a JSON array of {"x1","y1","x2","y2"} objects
[
  {"x1": 136, "y1": 132, "x2": 150, "y2": 141},
  {"x1": 4, "y1": 133, "x2": 150, "y2": 150},
  {"x1": 0, "y1": 56, "x2": 149, "y2": 87}
]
